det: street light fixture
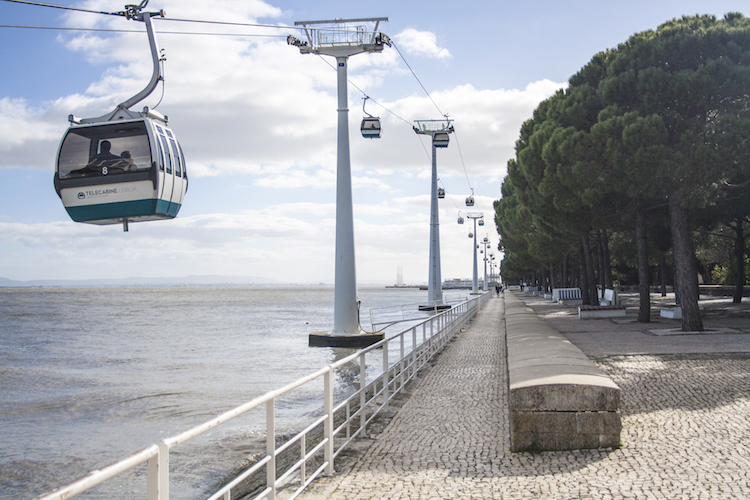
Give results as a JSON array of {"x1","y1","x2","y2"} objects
[
  {"x1": 480, "y1": 236, "x2": 492, "y2": 291},
  {"x1": 464, "y1": 213, "x2": 483, "y2": 294}
]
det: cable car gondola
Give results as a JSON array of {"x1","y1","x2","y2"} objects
[
  {"x1": 360, "y1": 97, "x2": 381, "y2": 139},
  {"x1": 53, "y1": 2, "x2": 187, "y2": 232},
  {"x1": 478, "y1": 219, "x2": 484, "y2": 226},
  {"x1": 457, "y1": 216, "x2": 464, "y2": 224},
  {"x1": 433, "y1": 132, "x2": 450, "y2": 148},
  {"x1": 438, "y1": 187, "x2": 445, "y2": 199},
  {"x1": 465, "y1": 188, "x2": 475, "y2": 207}
]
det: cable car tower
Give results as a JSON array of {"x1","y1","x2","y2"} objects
[
  {"x1": 414, "y1": 119, "x2": 454, "y2": 311},
  {"x1": 53, "y1": 1, "x2": 187, "y2": 232},
  {"x1": 288, "y1": 18, "x2": 391, "y2": 346},
  {"x1": 465, "y1": 213, "x2": 484, "y2": 294}
]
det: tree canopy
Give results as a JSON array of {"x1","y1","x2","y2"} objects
[{"x1": 496, "y1": 13, "x2": 750, "y2": 331}]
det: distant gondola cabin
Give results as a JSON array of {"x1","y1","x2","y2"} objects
[
  {"x1": 361, "y1": 117, "x2": 381, "y2": 139},
  {"x1": 433, "y1": 132, "x2": 449, "y2": 148}
]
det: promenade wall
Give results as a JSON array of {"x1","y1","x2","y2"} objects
[{"x1": 504, "y1": 291, "x2": 621, "y2": 451}]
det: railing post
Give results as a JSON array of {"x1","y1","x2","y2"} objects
[
  {"x1": 437, "y1": 313, "x2": 443, "y2": 347},
  {"x1": 300, "y1": 433, "x2": 307, "y2": 486},
  {"x1": 440, "y1": 313, "x2": 445, "y2": 345},
  {"x1": 411, "y1": 326, "x2": 417, "y2": 378},
  {"x1": 267, "y1": 398, "x2": 276, "y2": 499},
  {"x1": 324, "y1": 367, "x2": 334, "y2": 475},
  {"x1": 147, "y1": 448, "x2": 159, "y2": 500},
  {"x1": 345, "y1": 402, "x2": 351, "y2": 439},
  {"x1": 400, "y1": 334, "x2": 405, "y2": 390},
  {"x1": 148, "y1": 441, "x2": 168, "y2": 500},
  {"x1": 383, "y1": 340, "x2": 389, "y2": 411},
  {"x1": 430, "y1": 317, "x2": 434, "y2": 356},
  {"x1": 360, "y1": 354, "x2": 367, "y2": 438}
]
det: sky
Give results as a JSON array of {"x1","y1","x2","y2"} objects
[{"x1": 1, "y1": 0, "x2": 748, "y2": 285}]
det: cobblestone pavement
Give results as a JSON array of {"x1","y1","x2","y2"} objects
[{"x1": 297, "y1": 295, "x2": 750, "y2": 499}]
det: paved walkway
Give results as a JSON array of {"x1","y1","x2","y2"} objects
[{"x1": 297, "y1": 294, "x2": 750, "y2": 499}]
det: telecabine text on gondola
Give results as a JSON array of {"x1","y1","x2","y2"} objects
[{"x1": 53, "y1": 1, "x2": 187, "y2": 232}]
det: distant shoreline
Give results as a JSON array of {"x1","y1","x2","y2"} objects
[{"x1": 0, "y1": 276, "x2": 418, "y2": 288}]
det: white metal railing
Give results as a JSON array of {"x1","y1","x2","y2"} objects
[{"x1": 33, "y1": 292, "x2": 491, "y2": 500}]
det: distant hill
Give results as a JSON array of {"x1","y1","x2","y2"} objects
[{"x1": 0, "y1": 275, "x2": 284, "y2": 287}]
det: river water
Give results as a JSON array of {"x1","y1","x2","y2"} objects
[{"x1": 0, "y1": 285, "x2": 468, "y2": 499}]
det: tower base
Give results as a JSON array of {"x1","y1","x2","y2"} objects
[
  {"x1": 309, "y1": 330, "x2": 384, "y2": 348},
  {"x1": 418, "y1": 303, "x2": 452, "y2": 312}
]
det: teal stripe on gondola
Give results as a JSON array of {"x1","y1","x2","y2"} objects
[
  {"x1": 156, "y1": 199, "x2": 171, "y2": 215},
  {"x1": 66, "y1": 199, "x2": 159, "y2": 222}
]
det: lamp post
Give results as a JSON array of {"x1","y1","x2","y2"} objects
[
  {"x1": 414, "y1": 119, "x2": 454, "y2": 311},
  {"x1": 481, "y1": 237, "x2": 491, "y2": 291},
  {"x1": 489, "y1": 253, "x2": 496, "y2": 287},
  {"x1": 289, "y1": 19, "x2": 391, "y2": 346},
  {"x1": 465, "y1": 213, "x2": 483, "y2": 294}
]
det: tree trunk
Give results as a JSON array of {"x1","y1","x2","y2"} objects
[
  {"x1": 602, "y1": 229, "x2": 613, "y2": 289},
  {"x1": 549, "y1": 262, "x2": 557, "y2": 290},
  {"x1": 669, "y1": 194, "x2": 703, "y2": 331},
  {"x1": 562, "y1": 253, "x2": 569, "y2": 288},
  {"x1": 636, "y1": 205, "x2": 651, "y2": 322},
  {"x1": 579, "y1": 243, "x2": 591, "y2": 305},
  {"x1": 733, "y1": 216, "x2": 745, "y2": 304},
  {"x1": 596, "y1": 230, "x2": 606, "y2": 292},
  {"x1": 659, "y1": 252, "x2": 667, "y2": 297},
  {"x1": 539, "y1": 266, "x2": 547, "y2": 293},
  {"x1": 581, "y1": 234, "x2": 598, "y2": 305}
]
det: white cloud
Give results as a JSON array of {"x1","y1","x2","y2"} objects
[
  {"x1": 0, "y1": 98, "x2": 60, "y2": 152},
  {"x1": 393, "y1": 28, "x2": 452, "y2": 60}
]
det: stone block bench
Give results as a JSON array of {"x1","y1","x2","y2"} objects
[
  {"x1": 505, "y1": 292, "x2": 621, "y2": 452},
  {"x1": 578, "y1": 304, "x2": 627, "y2": 319}
]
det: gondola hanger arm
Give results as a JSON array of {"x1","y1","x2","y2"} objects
[
  {"x1": 362, "y1": 96, "x2": 375, "y2": 118},
  {"x1": 79, "y1": 2, "x2": 165, "y2": 123}
]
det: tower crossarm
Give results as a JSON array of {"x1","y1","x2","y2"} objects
[{"x1": 289, "y1": 17, "x2": 390, "y2": 57}]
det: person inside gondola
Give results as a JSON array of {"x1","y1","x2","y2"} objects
[
  {"x1": 120, "y1": 150, "x2": 137, "y2": 171},
  {"x1": 92, "y1": 141, "x2": 120, "y2": 163},
  {"x1": 78, "y1": 140, "x2": 127, "y2": 175}
]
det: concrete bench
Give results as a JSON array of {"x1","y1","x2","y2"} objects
[
  {"x1": 578, "y1": 304, "x2": 627, "y2": 319},
  {"x1": 505, "y1": 292, "x2": 621, "y2": 452},
  {"x1": 660, "y1": 306, "x2": 682, "y2": 319},
  {"x1": 600, "y1": 288, "x2": 616, "y2": 306},
  {"x1": 552, "y1": 287, "x2": 583, "y2": 305}
]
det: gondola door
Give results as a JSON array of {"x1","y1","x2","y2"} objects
[
  {"x1": 165, "y1": 129, "x2": 186, "y2": 215},
  {"x1": 154, "y1": 125, "x2": 175, "y2": 216}
]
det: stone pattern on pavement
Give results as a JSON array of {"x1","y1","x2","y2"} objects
[{"x1": 297, "y1": 295, "x2": 750, "y2": 499}]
